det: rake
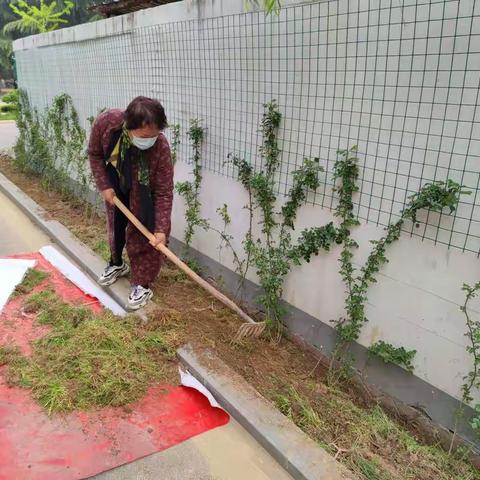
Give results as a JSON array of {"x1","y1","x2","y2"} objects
[{"x1": 112, "y1": 196, "x2": 265, "y2": 341}]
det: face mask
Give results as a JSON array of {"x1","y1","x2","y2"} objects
[{"x1": 132, "y1": 135, "x2": 157, "y2": 150}]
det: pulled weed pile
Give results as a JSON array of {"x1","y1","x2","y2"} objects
[
  {"x1": 3, "y1": 290, "x2": 179, "y2": 413},
  {"x1": 12, "y1": 268, "x2": 49, "y2": 296}
]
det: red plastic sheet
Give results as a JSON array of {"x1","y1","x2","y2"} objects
[{"x1": 0, "y1": 253, "x2": 229, "y2": 480}]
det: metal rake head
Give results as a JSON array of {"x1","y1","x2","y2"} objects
[{"x1": 233, "y1": 321, "x2": 266, "y2": 343}]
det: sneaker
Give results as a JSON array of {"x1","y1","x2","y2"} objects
[
  {"x1": 98, "y1": 262, "x2": 130, "y2": 286},
  {"x1": 128, "y1": 285, "x2": 153, "y2": 310}
]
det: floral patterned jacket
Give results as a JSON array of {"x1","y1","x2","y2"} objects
[{"x1": 88, "y1": 109, "x2": 174, "y2": 235}]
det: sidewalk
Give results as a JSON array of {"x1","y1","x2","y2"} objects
[{"x1": 0, "y1": 120, "x2": 17, "y2": 151}]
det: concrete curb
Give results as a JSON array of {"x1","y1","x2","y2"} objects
[
  {"x1": 0, "y1": 172, "x2": 146, "y2": 321},
  {"x1": 178, "y1": 345, "x2": 353, "y2": 480}
]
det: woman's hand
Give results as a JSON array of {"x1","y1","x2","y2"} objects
[
  {"x1": 150, "y1": 232, "x2": 166, "y2": 248},
  {"x1": 101, "y1": 188, "x2": 116, "y2": 205}
]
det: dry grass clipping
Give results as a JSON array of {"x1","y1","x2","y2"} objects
[{"x1": 4, "y1": 290, "x2": 178, "y2": 414}]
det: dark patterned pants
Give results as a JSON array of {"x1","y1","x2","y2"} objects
[{"x1": 105, "y1": 164, "x2": 162, "y2": 287}]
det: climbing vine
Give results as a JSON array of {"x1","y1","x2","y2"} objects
[
  {"x1": 174, "y1": 121, "x2": 253, "y2": 286},
  {"x1": 170, "y1": 123, "x2": 181, "y2": 165},
  {"x1": 230, "y1": 101, "x2": 338, "y2": 337},
  {"x1": 209, "y1": 203, "x2": 246, "y2": 277},
  {"x1": 175, "y1": 119, "x2": 209, "y2": 247},
  {"x1": 460, "y1": 282, "x2": 480, "y2": 439},
  {"x1": 245, "y1": 0, "x2": 282, "y2": 14},
  {"x1": 447, "y1": 281, "x2": 480, "y2": 451},
  {"x1": 331, "y1": 145, "x2": 469, "y2": 374},
  {"x1": 47, "y1": 94, "x2": 89, "y2": 199},
  {"x1": 368, "y1": 341, "x2": 416, "y2": 373},
  {"x1": 14, "y1": 90, "x2": 90, "y2": 207}
]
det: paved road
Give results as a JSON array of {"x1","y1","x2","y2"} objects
[
  {"x1": 0, "y1": 188, "x2": 292, "y2": 479},
  {"x1": 0, "y1": 120, "x2": 17, "y2": 152}
]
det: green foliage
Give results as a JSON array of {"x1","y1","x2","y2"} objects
[
  {"x1": 175, "y1": 125, "x2": 249, "y2": 286},
  {"x1": 0, "y1": 88, "x2": 18, "y2": 119},
  {"x1": 455, "y1": 281, "x2": 480, "y2": 438},
  {"x1": 333, "y1": 147, "x2": 467, "y2": 346},
  {"x1": 48, "y1": 93, "x2": 88, "y2": 191},
  {"x1": 170, "y1": 123, "x2": 180, "y2": 165},
  {"x1": 259, "y1": 99, "x2": 282, "y2": 175},
  {"x1": 0, "y1": 103, "x2": 16, "y2": 112},
  {"x1": 13, "y1": 268, "x2": 49, "y2": 296},
  {"x1": 245, "y1": 0, "x2": 282, "y2": 15},
  {"x1": 230, "y1": 101, "x2": 336, "y2": 336},
  {"x1": 351, "y1": 457, "x2": 385, "y2": 480},
  {"x1": 458, "y1": 281, "x2": 480, "y2": 406},
  {"x1": 271, "y1": 386, "x2": 476, "y2": 479},
  {"x1": 333, "y1": 145, "x2": 360, "y2": 238},
  {"x1": 0, "y1": 111, "x2": 16, "y2": 121},
  {"x1": 14, "y1": 89, "x2": 49, "y2": 173},
  {"x1": 93, "y1": 239, "x2": 110, "y2": 262},
  {"x1": 368, "y1": 340, "x2": 416, "y2": 373},
  {"x1": 282, "y1": 158, "x2": 323, "y2": 229},
  {"x1": 3, "y1": 0, "x2": 74, "y2": 35},
  {"x1": 0, "y1": 0, "x2": 16, "y2": 27},
  {"x1": 175, "y1": 119, "x2": 209, "y2": 246},
  {"x1": 215, "y1": 203, "x2": 234, "y2": 259},
  {"x1": 402, "y1": 179, "x2": 468, "y2": 224},
  {"x1": 0, "y1": 34, "x2": 13, "y2": 79},
  {"x1": 332, "y1": 146, "x2": 363, "y2": 345},
  {"x1": 0, "y1": 345, "x2": 21, "y2": 366},
  {"x1": 14, "y1": 90, "x2": 91, "y2": 206},
  {"x1": 330, "y1": 146, "x2": 468, "y2": 381},
  {"x1": 287, "y1": 223, "x2": 338, "y2": 265},
  {"x1": 1, "y1": 89, "x2": 18, "y2": 104},
  {"x1": 217, "y1": 203, "x2": 231, "y2": 226},
  {"x1": 57, "y1": 0, "x2": 100, "y2": 27},
  {"x1": 184, "y1": 258, "x2": 202, "y2": 274},
  {"x1": 472, "y1": 404, "x2": 480, "y2": 434},
  {"x1": 86, "y1": 107, "x2": 106, "y2": 127}
]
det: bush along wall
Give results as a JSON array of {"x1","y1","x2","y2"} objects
[{"x1": 14, "y1": 90, "x2": 92, "y2": 209}]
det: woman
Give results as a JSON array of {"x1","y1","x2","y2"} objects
[{"x1": 88, "y1": 96, "x2": 174, "y2": 310}]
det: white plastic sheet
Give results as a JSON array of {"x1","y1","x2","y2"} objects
[
  {"x1": 179, "y1": 367, "x2": 221, "y2": 409},
  {"x1": 39, "y1": 245, "x2": 126, "y2": 316},
  {"x1": 0, "y1": 258, "x2": 37, "y2": 312}
]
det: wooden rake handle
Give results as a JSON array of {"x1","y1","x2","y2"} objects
[{"x1": 112, "y1": 196, "x2": 256, "y2": 325}]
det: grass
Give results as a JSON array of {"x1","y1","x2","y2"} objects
[
  {"x1": 93, "y1": 239, "x2": 110, "y2": 262},
  {"x1": 0, "y1": 345, "x2": 21, "y2": 366},
  {"x1": 0, "y1": 112, "x2": 16, "y2": 121},
  {"x1": 4, "y1": 290, "x2": 179, "y2": 414},
  {"x1": 351, "y1": 457, "x2": 386, "y2": 480},
  {"x1": 184, "y1": 257, "x2": 203, "y2": 274},
  {"x1": 272, "y1": 385, "x2": 479, "y2": 480},
  {"x1": 13, "y1": 268, "x2": 49, "y2": 297}
]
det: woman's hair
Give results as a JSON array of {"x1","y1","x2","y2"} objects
[{"x1": 124, "y1": 96, "x2": 168, "y2": 131}]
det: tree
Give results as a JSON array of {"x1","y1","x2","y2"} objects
[
  {"x1": 3, "y1": 0, "x2": 74, "y2": 35},
  {"x1": 0, "y1": 34, "x2": 13, "y2": 79},
  {"x1": 0, "y1": 1, "x2": 96, "y2": 80},
  {"x1": 57, "y1": 0, "x2": 100, "y2": 27}
]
